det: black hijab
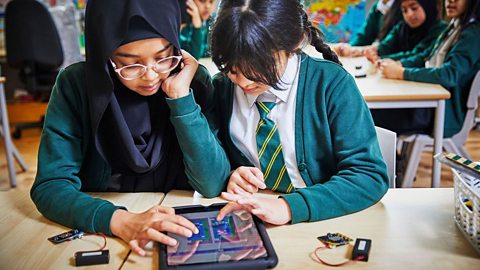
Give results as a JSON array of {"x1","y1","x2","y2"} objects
[
  {"x1": 84, "y1": 0, "x2": 188, "y2": 192},
  {"x1": 396, "y1": 0, "x2": 439, "y2": 51}
]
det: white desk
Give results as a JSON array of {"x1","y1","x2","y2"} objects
[
  {"x1": 123, "y1": 189, "x2": 479, "y2": 270},
  {"x1": 199, "y1": 54, "x2": 451, "y2": 188},
  {"x1": 0, "y1": 190, "x2": 164, "y2": 269}
]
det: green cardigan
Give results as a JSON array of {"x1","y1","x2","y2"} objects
[
  {"x1": 378, "y1": 20, "x2": 447, "y2": 61},
  {"x1": 31, "y1": 63, "x2": 230, "y2": 235},
  {"x1": 204, "y1": 53, "x2": 389, "y2": 224},
  {"x1": 180, "y1": 23, "x2": 209, "y2": 60},
  {"x1": 350, "y1": 1, "x2": 384, "y2": 46},
  {"x1": 400, "y1": 23, "x2": 480, "y2": 138}
]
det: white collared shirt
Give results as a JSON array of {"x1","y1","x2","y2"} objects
[{"x1": 229, "y1": 54, "x2": 306, "y2": 188}]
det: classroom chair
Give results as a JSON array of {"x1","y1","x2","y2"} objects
[
  {"x1": 375, "y1": 126, "x2": 397, "y2": 188},
  {"x1": 5, "y1": 0, "x2": 64, "y2": 139},
  {"x1": 398, "y1": 70, "x2": 480, "y2": 188}
]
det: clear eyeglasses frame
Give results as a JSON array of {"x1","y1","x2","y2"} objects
[{"x1": 109, "y1": 55, "x2": 182, "y2": 80}]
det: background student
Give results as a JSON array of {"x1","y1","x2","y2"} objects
[
  {"x1": 364, "y1": 0, "x2": 447, "y2": 63},
  {"x1": 30, "y1": 0, "x2": 229, "y2": 256},
  {"x1": 374, "y1": 0, "x2": 480, "y2": 138},
  {"x1": 334, "y1": 0, "x2": 402, "y2": 57},
  {"x1": 180, "y1": 0, "x2": 216, "y2": 59},
  {"x1": 202, "y1": 0, "x2": 389, "y2": 225}
]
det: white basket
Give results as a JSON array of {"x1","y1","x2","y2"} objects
[{"x1": 452, "y1": 169, "x2": 480, "y2": 255}]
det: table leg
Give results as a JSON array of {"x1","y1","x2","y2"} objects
[{"x1": 432, "y1": 100, "x2": 445, "y2": 188}]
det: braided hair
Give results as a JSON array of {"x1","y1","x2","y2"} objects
[{"x1": 210, "y1": 0, "x2": 340, "y2": 89}]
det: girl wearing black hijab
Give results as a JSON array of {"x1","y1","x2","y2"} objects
[
  {"x1": 31, "y1": 0, "x2": 230, "y2": 256},
  {"x1": 364, "y1": 0, "x2": 447, "y2": 63}
]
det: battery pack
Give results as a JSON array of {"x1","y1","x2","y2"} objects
[
  {"x1": 75, "y1": 250, "x2": 109, "y2": 266},
  {"x1": 352, "y1": 238, "x2": 371, "y2": 262}
]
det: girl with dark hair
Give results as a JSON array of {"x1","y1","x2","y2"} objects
[
  {"x1": 334, "y1": 0, "x2": 403, "y2": 57},
  {"x1": 30, "y1": 0, "x2": 230, "y2": 256},
  {"x1": 207, "y1": 0, "x2": 389, "y2": 225},
  {"x1": 180, "y1": 0, "x2": 216, "y2": 59},
  {"x1": 375, "y1": 0, "x2": 480, "y2": 137},
  {"x1": 364, "y1": 0, "x2": 447, "y2": 63}
]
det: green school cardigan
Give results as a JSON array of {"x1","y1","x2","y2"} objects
[
  {"x1": 204, "y1": 53, "x2": 389, "y2": 224},
  {"x1": 180, "y1": 23, "x2": 209, "y2": 60},
  {"x1": 31, "y1": 63, "x2": 230, "y2": 235},
  {"x1": 378, "y1": 20, "x2": 447, "y2": 61},
  {"x1": 401, "y1": 23, "x2": 480, "y2": 138}
]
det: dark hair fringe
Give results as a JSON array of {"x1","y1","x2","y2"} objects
[{"x1": 210, "y1": 0, "x2": 341, "y2": 89}]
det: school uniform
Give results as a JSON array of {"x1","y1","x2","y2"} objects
[
  {"x1": 31, "y1": 0, "x2": 230, "y2": 236},
  {"x1": 180, "y1": 21, "x2": 209, "y2": 59},
  {"x1": 204, "y1": 53, "x2": 389, "y2": 223},
  {"x1": 378, "y1": 20, "x2": 447, "y2": 61},
  {"x1": 372, "y1": 21, "x2": 480, "y2": 137}
]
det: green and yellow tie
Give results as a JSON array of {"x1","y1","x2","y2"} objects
[{"x1": 255, "y1": 101, "x2": 294, "y2": 193}]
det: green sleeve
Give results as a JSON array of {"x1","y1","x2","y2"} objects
[
  {"x1": 403, "y1": 25, "x2": 480, "y2": 86},
  {"x1": 180, "y1": 24, "x2": 208, "y2": 60},
  {"x1": 165, "y1": 66, "x2": 230, "y2": 198},
  {"x1": 30, "y1": 67, "x2": 123, "y2": 236},
  {"x1": 281, "y1": 71, "x2": 389, "y2": 223},
  {"x1": 381, "y1": 21, "x2": 447, "y2": 61},
  {"x1": 377, "y1": 22, "x2": 402, "y2": 56},
  {"x1": 350, "y1": 2, "x2": 382, "y2": 46}
]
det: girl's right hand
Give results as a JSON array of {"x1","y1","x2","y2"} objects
[
  {"x1": 227, "y1": 166, "x2": 267, "y2": 195},
  {"x1": 364, "y1": 46, "x2": 380, "y2": 63},
  {"x1": 110, "y1": 206, "x2": 199, "y2": 256},
  {"x1": 186, "y1": 0, "x2": 202, "y2": 28}
]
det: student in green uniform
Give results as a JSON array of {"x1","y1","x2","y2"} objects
[
  {"x1": 334, "y1": 0, "x2": 402, "y2": 57},
  {"x1": 374, "y1": 0, "x2": 480, "y2": 137},
  {"x1": 202, "y1": 0, "x2": 389, "y2": 225},
  {"x1": 180, "y1": 0, "x2": 216, "y2": 59},
  {"x1": 30, "y1": 0, "x2": 230, "y2": 256},
  {"x1": 364, "y1": 0, "x2": 447, "y2": 63}
]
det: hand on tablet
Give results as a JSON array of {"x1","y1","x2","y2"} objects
[
  {"x1": 218, "y1": 192, "x2": 292, "y2": 225},
  {"x1": 110, "y1": 206, "x2": 199, "y2": 256},
  {"x1": 227, "y1": 166, "x2": 266, "y2": 195}
]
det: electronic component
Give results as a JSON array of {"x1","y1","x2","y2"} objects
[
  {"x1": 317, "y1": 232, "x2": 353, "y2": 248},
  {"x1": 352, "y1": 238, "x2": 371, "y2": 262},
  {"x1": 75, "y1": 250, "x2": 110, "y2": 266},
  {"x1": 354, "y1": 74, "x2": 367, "y2": 78},
  {"x1": 48, "y1": 229, "x2": 83, "y2": 244}
]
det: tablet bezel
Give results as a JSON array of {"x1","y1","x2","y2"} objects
[{"x1": 158, "y1": 203, "x2": 278, "y2": 270}]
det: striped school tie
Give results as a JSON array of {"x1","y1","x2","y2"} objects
[{"x1": 255, "y1": 101, "x2": 294, "y2": 193}]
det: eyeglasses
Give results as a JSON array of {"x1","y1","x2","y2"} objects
[{"x1": 110, "y1": 55, "x2": 182, "y2": 80}]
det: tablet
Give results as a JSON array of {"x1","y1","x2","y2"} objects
[{"x1": 158, "y1": 203, "x2": 278, "y2": 270}]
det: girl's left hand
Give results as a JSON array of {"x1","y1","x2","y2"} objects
[
  {"x1": 379, "y1": 59, "x2": 404, "y2": 80},
  {"x1": 217, "y1": 192, "x2": 292, "y2": 225},
  {"x1": 161, "y1": 49, "x2": 198, "y2": 99},
  {"x1": 186, "y1": 0, "x2": 202, "y2": 28}
]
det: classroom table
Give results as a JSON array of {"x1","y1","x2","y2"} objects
[
  {"x1": 199, "y1": 54, "x2": 451, "y2": 188},
  {"x1": 0, "y1": 189, "x2": 164, "y2": 269},
  {"x1": 123, "y1": 188, "x2": 479, "y2": 270}
]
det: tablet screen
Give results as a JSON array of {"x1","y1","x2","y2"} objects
[{"x1": 166, "y1": 209, "x2": 267, "y2": 266}]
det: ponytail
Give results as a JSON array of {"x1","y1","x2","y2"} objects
[{"x1": 301, "y1": 9, "x2": 341, "y2": 65}]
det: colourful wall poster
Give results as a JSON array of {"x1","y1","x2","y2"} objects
[{"x1": 305, "y1": 0, "x2": 366, "y2": 43}]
